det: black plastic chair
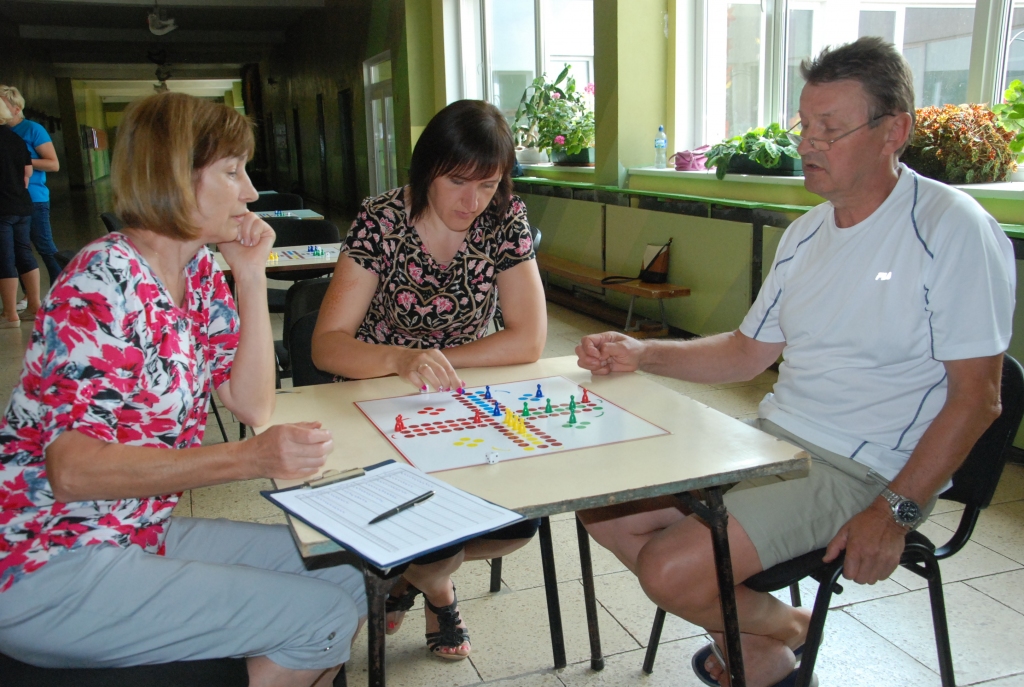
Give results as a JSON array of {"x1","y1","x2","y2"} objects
[
  {"x1": 642, "y1": 354, "x2": 1024, "y2": 687},
  {"x1": 288, "y1": 310, "x2": 336, "y2": 388},
  {"x1": 247, "y1": 192, "x2": 303, "y2": 213},
  {"x1": 276, "y1": 277, "x2": 332, "y2": 384},
  {"x1": 100, "y1": 212, "x2": 123, "y2": 233},
  {"x1": 492, "y1": 225, "x2": 542, "y2": 332}
]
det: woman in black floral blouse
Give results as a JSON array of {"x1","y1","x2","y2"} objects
[{"x1": 313, "y1": 100, "x2": 546, "y2": 661}]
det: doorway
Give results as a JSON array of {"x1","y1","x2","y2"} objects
[
  {"x1": 292, "y1": 106, "x2": 305, "y2": 194},
  {"x1": 337, "y1": 88, "x2": 359, "y2": 213},
  {"x1": 363, "y1": 51, "x2": 398, "y2": 195}
]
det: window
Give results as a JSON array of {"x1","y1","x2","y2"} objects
[
  {"x1": 692, "y1": 0, "x2": 1023, "y2": 151},
  {"x1": 1005, "y1": 2, "x2": 1024, "y2": 87},
  {"x1": 450, "y1": 0, "x2": 594, "y2": 122}
]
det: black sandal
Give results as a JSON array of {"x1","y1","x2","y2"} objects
[
  {"x1": 424, "y1": 587, "x2": 471, "y2": 660},
  {"x1": 385, "y1": 582, "x2": 421, "y2": 635}
]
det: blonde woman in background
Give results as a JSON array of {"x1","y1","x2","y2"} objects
[{"x1": 0, "y1": 96, "x2": 41, "y2": 327}]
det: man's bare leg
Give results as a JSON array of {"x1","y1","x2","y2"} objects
[
  {"x1": 246, "y1": 655, "x2": 340, "y2": 687},
  {"x1": 636, "y1": 514, "x2": 811, "y2": 687},
  {"x1": 577, "y1": 495, "x2": 687, "y2": 573}
]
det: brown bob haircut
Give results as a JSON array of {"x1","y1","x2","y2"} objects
[
  {"x1": 800, "y1": 36, "x2": 916, "y2": 155},
  {"x1": 407, "y1": 99, "x2": 515, "y2": 222},
  {"x1": 112, "y1": 92, "x2": 255, "y2": 240}
]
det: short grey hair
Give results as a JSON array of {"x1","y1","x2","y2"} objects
[{"x1": 800, "y1": 36, "x2": 916, "y2": 154}]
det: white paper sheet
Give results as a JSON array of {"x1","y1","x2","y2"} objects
[{"x1": 265, "y1": 462, "x2": 523, "y2": 569}]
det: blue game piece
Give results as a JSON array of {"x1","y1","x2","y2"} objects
[
  {"x1": 484, "y1": 385, "x2": 492, "y2": 400},
  {"x1": 491, "y1": 400, "x2": 500, "y2": 416},
  {"x1": 535, "y1": 384, "x2": 543, "y2": 399}
]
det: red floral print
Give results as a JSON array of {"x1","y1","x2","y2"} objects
[{"x1": 0, "y1": 233, "x2": 240, "y2": 593}]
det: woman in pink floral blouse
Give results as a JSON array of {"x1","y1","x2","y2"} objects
[
  {"x1": 0, "y1": 93, "x2": 364, "y2": 687},
  {"x1": 312, "y1": 99, "x2": 546, "y2": 661}
]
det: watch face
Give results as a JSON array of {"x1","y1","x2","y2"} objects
[{"x1": 895, "y1": 500, "x2": 921, "y2": 524}]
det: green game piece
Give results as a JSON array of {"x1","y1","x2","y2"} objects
[
  {"x1": 568, "y1": 409, "x2": 577, "y2": 424},
  {"x1": 522, "y1": 402, "x2": 530, "y2": 417},
  {"x1": 569, "y1": 395, "x2": 576, "y2": 410},
  {"x1": 544, "y1": 398, "x2": 552, "y2": 413}
]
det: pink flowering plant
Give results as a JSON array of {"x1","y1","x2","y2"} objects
[{"x1": 513, "y1": 65, "x2": 595, "y2": 155}]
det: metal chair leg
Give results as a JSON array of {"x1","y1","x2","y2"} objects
[
  {"x1": 643, "y1": 607, "x2": 667, "y2": 674},
  {"x1": 208, "y1": 399, "x2": 229, "y2": 443},
  {"x1": 905, "y1": 544, "x2": 956, "y2": 687},
  {"x1": 239, "y1": 423, "x2": 246, "y2": 440},
  {"x1": 576, "y1": 515, "x2": 604, "y2": 670},
  {"x1": 538, "y1": 516, "x2": 567, "y2": 669},
  {"x1": 489, "y1": 557, "x2": 502, "y2": 593},
  {"x1": 795, "y1": 556, "x2": 844, "y2": 687},
  {"x1": 789, "y1": 582, "x2": 802, "y2": 607}
]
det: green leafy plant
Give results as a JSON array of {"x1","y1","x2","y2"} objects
[
  {"x1": 992, "y1": 79, "x2": 1024, "y2": 164},
  {"x1": 900, "y1": 103, "x2": 1016, "y2": 184},
  {"x1": 513, "y1": 65, "x2": 595, "y2": 155},
  {"x1": 704, "y1": 124, "x2": 800, "y2": 179}
]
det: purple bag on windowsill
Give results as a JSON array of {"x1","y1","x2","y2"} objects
[{"x1": 669, "y1": 145, "x2": 710, "y2": 172}]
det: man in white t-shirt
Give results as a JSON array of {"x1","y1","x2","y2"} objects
[{"x1": 575, "y1": 37, "x2": 1014, "y2": 687}]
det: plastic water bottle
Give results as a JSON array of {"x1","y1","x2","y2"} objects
[{"x1": 654, "y1": 125, "x2": 668, "y2": 168}]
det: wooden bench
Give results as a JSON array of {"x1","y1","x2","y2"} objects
[{"x1": 536, "y1": 253, "x2": 690, "y2": 333}]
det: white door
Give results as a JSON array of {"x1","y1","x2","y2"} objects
[{"x1": 364, "y1": 53, "x2": 398, "y2": 195}]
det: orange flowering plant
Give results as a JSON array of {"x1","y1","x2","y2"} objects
[{"x1": 900, "y1": 103, "x2": 1016, "y2": 184}]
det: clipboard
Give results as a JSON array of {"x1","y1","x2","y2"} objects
[{"x1": 262, "y1": 460, "x2": 525, "y2": 570}]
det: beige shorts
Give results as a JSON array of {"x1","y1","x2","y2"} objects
[{"x1": 723, "y1": 419, "x2": 935, "y2": 571}]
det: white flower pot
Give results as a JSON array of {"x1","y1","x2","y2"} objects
[
  {"x1": 515, "y1": 146, "x2": 547, "y2": 164},
  {"x1": 1009, "y1": 167, "x2": 1024, "y2": 182}
]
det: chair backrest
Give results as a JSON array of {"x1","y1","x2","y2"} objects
[
  {"x1": 248, "y1": 192, "x2": 303, "y2": 213},
  {"x1": 289, "y1": 310, "x2": 336, "y2": 387},
  {"x1": 282, "y1": 277, "x2": 332, "y2": 353},
  {"x1": 100, "y1": 212, "x2": 123, "y2": 233},
  {"x1": 530, "y1": 224, "x2": 542, "y2": 252},
  {"x1": 939, "y1": 354, "x2": 1024, "y2": 511}
]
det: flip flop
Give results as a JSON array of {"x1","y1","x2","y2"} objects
[
  {"x1": 691, "y1": 641, "x2": 816, "y2": 687},
  {"x1": 691, "y1": 641, "x2": 726, "y2": 686}
]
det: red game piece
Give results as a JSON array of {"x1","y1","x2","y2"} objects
[
  {"x1": 394, "y1": 414, "x2": 405, "y2": 432},
  {"x1": 473, "y1": 408, "x2": 482, "y2": 423},
  {"x1": 581, "y1": 388, "x2": 590, "y2": 404}
]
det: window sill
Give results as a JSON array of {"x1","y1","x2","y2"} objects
[
  {"x1": 628, "y1": 166, "x2": 1024, "y2": 200},
  {"x1": 521, "y1": 163, "x2": 595, "y2": 174}
]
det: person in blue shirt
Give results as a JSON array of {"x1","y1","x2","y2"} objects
[{"x1": 0, "y1": 86, "x2": 62, "y2": 287}]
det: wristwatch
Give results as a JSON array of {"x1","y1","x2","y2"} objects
[{"x1": 880, "y1": 487, "x2": 923, "y2": 529}]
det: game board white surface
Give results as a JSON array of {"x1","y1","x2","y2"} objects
[{"x1": 355, "y1": 376, "x2": 669, "y2": 473}]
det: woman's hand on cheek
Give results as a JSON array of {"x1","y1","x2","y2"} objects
[
  {"x1": 395, "y1": 348, "x2": 463, "y2": 393},
  {"x1": 218, "y1": 213, "x2": 275, "y2": 278}
]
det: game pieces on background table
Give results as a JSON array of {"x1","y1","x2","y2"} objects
[{"x1": 355, "y1": 376, "x2": 668, "y2": 472}]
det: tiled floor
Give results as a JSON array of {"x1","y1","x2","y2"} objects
[{"x1": 7, "y1": 182, "x2": 1024, "y2": 686}]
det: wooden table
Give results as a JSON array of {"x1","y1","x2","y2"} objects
[
  {"x1": 255, "y1": 209, "x2": 324, "y2": 220},
  {"x1": 255, "y1": 356, "x2": 809, "y2": 687},
  {"x1": 214, "y1": 243, "x2": 341, "y2": 275}
]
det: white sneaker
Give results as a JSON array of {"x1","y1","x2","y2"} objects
[{"x1": 15, "y1": 299, "x2": 27, "y2": 312}]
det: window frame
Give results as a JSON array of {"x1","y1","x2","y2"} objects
[{"x1": 680, "y1": 0, "x2": 1016, "y2": 151}]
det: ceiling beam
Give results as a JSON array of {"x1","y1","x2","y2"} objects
[
  {"x1": 26, "y1": 0, "x2": 323, "y2": 6},
  {"x1": 53, "y1": 63, "x2": 244, "y2": 79},
  {"x1": 20, "y1": 25, "x2": 287, "y2": 43}
]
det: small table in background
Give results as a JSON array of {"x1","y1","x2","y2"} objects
[{"x1": 255, "y1": 209, "x2": 325, "y2": 220}]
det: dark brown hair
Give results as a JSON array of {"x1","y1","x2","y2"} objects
[
  {"x1": 800, "y1": 36, "x2": 916, "y2": 154},
  {"x1": 112, "y1": 92, "x2": 254, "y2": 240},
  {"x1": 407, "y1": 99, "x2": 515, "y2": 222}
]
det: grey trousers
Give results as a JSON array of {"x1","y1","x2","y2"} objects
[{"x1": 0, "y1": 517, "x2": 366, "y2": 671}]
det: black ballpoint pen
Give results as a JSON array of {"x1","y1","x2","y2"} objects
[{"x1": 368, "y1": 490, "x2": 435, "y2": 525}]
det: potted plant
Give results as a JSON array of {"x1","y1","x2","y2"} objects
[
  {"x1": 513, "y1": 66, "x2": 596, "y2": 165},
  {"x1": 704, "y1": 123, "x2": 802, "y2": 179},
  {"x1": 992, "y1": 79, "x2": 1024, "y2": 180},
  {"x1": 901, "y1": 103, "x2": 1016, "y2": 184}
]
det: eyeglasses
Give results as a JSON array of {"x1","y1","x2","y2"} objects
[{"x1": 786, "y1": 113, "x2": 897, "y2": 151}]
